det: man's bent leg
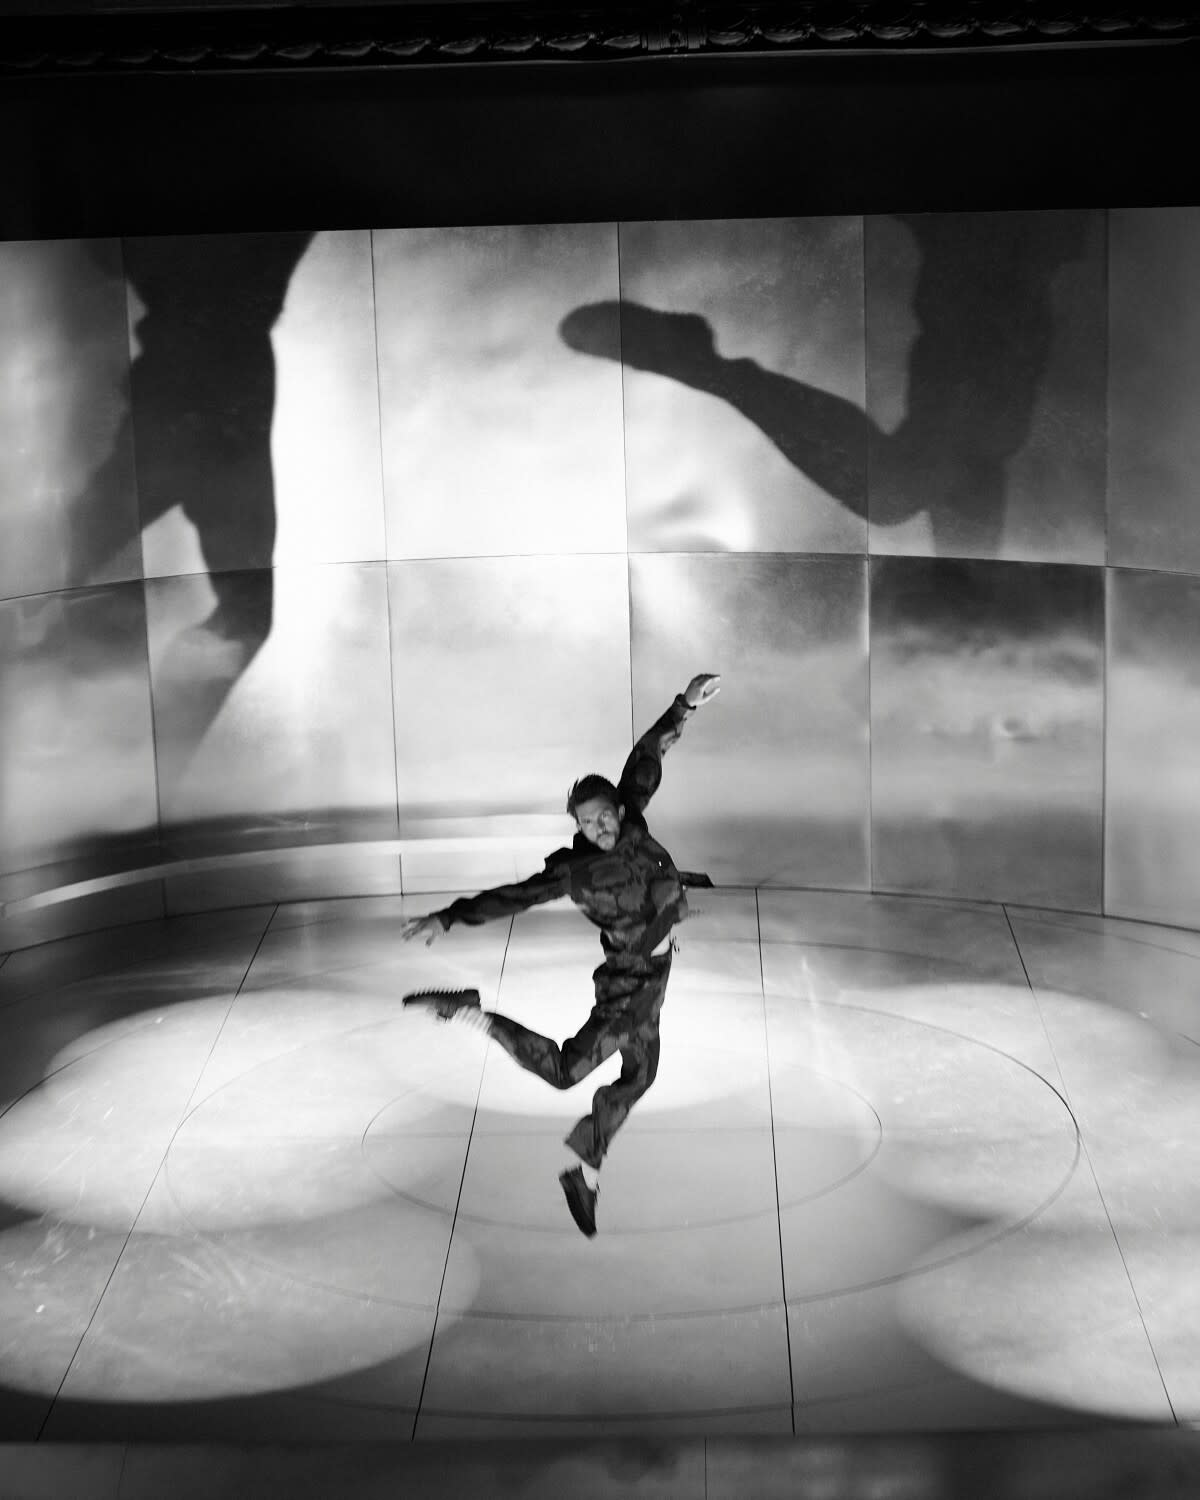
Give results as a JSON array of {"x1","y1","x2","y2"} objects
[
  {"x1": 563, "y1": 954, "x2": 671, "y2": 1169},
  {"x1": 485, "y1": 1010, "x2": 622, "y2": 1091},
  {"x1": 564, "y1": 1018, "x2": 661, "y2": 1169}
]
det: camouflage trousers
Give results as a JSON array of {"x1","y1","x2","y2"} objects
[{"x1": 484, "y1": 951, "x2": 672, "y2": 1170}]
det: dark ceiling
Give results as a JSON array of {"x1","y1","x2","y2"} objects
[
  {"x1": 2, "y1": 2, "x2": 1197, "y2": 67},
  {"x1": 3, "y1": 3, "x2": 1198, "y2": 239}
]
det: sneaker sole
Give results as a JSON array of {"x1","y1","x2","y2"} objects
[{"x1": 401, "y1": 988, "x2": 482, "y2": 1019}]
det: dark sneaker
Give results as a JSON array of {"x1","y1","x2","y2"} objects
[
  {"x1": 402, "y1": 987, "x2": 481, "y2": 1020},
  {"x1": 558, "y1": 1165, "x2": 598, "y2": 1238}
]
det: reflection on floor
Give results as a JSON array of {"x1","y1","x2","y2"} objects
[{"x1": 2, "y1": 888, "x2": 1200, "y2": 1493}]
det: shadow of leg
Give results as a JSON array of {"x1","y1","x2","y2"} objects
[
  {"x1": 150, "y1": 569, "x2": 274, "y2": 775},
  {"x1": 560, "y1": 298, "x2": 883, "y2": 519},
  {"x1": 125, "y1": 231, "x2": 312, "y2": 763},
  {"x1": 873, "y1": 210, "x2": 1094, "y2": 553}
]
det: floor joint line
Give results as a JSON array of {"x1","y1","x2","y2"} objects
[
  {"x1": 1002, "y1": 903, "x2": 1179, "y2": 1424},
  {"x1": 412, "y1": 912, "x2": 516, "y2": 1437},
  {"x1": 35, "y1": 903, "x2": 281, "y2": 1441},
  {"x1": 756, "y1": 887, "x2": 797, "y2": 1434}
]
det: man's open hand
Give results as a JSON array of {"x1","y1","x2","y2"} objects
[
  {"x1": 684, "y1": 673, "x2": 721, "y2": 709},
  {"x1": 400, "y1": 915, "x2": 443, "y2": 946}
]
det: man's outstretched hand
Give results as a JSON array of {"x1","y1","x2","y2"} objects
[
  {"x1": 400, "y1": 915, "x2": 443, "y2": 946},
  {"x1": 684, "y1": 673, "x2": 721, "y2": 709}
]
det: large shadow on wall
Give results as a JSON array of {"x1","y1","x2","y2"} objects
[
  {"x1": 74, "y1": 233, "x2": 314, "y2": 764},
  {"x1": 559, "y1": 213, "x2": 1091, "y2": 554}
]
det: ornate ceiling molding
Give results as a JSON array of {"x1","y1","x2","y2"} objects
[{"x1": 2, "y1": 3, "x2": 1196, "y2": 76}]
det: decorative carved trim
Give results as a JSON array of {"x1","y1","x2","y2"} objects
[{"x1": 2, "y1": 3, "x2": 1197, "y2": 76}]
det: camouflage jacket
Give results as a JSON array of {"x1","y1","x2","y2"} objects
[{"x1": 434, "y1": 695, "x2": 698, "y2": 962}]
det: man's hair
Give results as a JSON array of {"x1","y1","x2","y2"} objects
[{"x1": 566, "y1": 774, "x2": 620, "y2": 818}]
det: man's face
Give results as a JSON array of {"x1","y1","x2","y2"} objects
[{"x1": 573, "y1": 795, "x2": 624, "y2": 852}]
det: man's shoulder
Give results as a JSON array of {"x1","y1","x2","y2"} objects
[
  {"x1": 630, "y1": 826, "x2": 678, "y2": 870},
  {"x1": 543, "y1": 841, "x2": 589, "y2": 873},
  {"x1": 620, "y1": 819, "x2": 656, "y2": 848}
]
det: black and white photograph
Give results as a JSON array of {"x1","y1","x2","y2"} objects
[{"x1": 2, "y1": 3, "x2": 1200, "y2": 1496}]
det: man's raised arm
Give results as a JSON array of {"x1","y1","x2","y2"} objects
[
  {"x1": 617, "y1": 672, "x2": 721, "y2": 817},
  {"x1": 399, "y1": 859, "x2": 571, "y2": 947}
]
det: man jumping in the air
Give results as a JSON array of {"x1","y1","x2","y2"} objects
[{"x1": 399, "y1": 672, "x2": 721, "y2": 1237}]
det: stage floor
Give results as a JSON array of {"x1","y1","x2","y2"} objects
[{"x1": 2, "y1": 887, "x2": 1200, "y2": 1462}]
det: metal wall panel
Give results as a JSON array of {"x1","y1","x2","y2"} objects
[
  {"x1": 630, "y1": 553, "x2": 870, "y2": 888},
  {"x1": 164, "y1": 848, "x2": 401, "y2": 915},
  {"x1": 870, "y1": 557, "x2": 1104, "y2": 909},
  {"x1": 0, "y1": 884, "x2": 166, "y2": 953},
  {"x1": 1106, "y1": 568, "x2": 1200, "y2": 926},
  {"x1": 146, "y1": 562, "x2": 398, "y2": 834},
  {"x1": 6, "y1": 211, "x2": 1199, "y2": 928},
  {"x1": 125, "y1": 230, "x2": 317, "y2": 581},
  {"x1": 260, "y1": 230, "x2": 386, "y2": 567},
  {"x1": 375, "y1": 223, "x2": 626, "y2": 560},
  {"x1": 388, "y1": 554, "x2": 632, "y2": 830},
  {"x1": 0, "y1": 239, "x2": 140, "y2": 600},
  {"x1": 866, "y1": 211, "x2": 1106, "y2": 563},
  {"x1": 1109, "y1": 208, "x2": 1200, "y2": 573},
  {"x1": 613, "y1": 217, "x2": 866, "y2": 554},
  {"x1": 0, "y1": 583, "x2": 159, "y2": 875}
]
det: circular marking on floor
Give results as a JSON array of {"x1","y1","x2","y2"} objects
[
  {"x1": 362, "y1": 1060, "x2": 883, "y2": 1233},
  {"x1": 0, "y1": 902, "x2": 1183, "y2": 1416}
]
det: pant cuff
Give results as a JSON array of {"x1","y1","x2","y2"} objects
[{"x1": 564, "y1": 1123, "x2": 603, "y2": 1170}]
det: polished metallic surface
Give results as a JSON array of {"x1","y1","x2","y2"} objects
[
  {"x1": 6, "y1": 211, "x2": 1200, "y2": 925},
  {"x1": 0, "y1": 582, "x2": 159, "y2": 876},
  {"x1": 374, "y1": 223, "x2": 626, "y2": 560},
  {"x1": 0, "y1": 833, "x2": 556, "y2": 936},
  {"x1": 866, "y1": 211, "x2": 1106, "y2": 563},
  {"x1": 0, "y1": 883, "x2": 166, "y2": 954},
  {"x1": 630, "y1": 552, "x2": 870, "y2": 888},
  {"x1": 145, "y1": 562, "x2": 398, "y2": 834},
  {"x1": 870, "y1": 557, "x2": 1104, "y2": 909},
  {"x1": 399, "y1": 818, "x2": 574, "y2": 895},
  {"x1": 1109, "y1": 208, "x2": 1200, "y2": 573},
  {"x1": 0, "y1": 238, "x2": 140, "y2": 600},
  {"x1": 388, "y1": 554, "x2": 632, "y2": 838},
  {"x1": 163, "y1": 847, "x2": 402, "y2": 916},
  {"x1": 2, "y1": 847, "x2": 385, "y2": 916},
  {"x1": 1105, "y1": 567, "x2": 1200, "y2": 926},
  {"x1": 125, "y1": 230, "x2": 317, "y2": 582},
  {"x1": 614, "y1": 216, "x2": 866, "y2": 554}
]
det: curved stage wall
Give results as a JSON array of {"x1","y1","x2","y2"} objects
[{"x1": 2, "y1": 206, "x2": 1200, "y2": 947}]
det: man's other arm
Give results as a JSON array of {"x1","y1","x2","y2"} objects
[{"x1": 617, "y1": 673, "x2": 721, "y2": 815}]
